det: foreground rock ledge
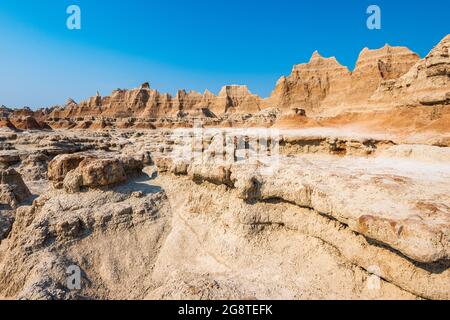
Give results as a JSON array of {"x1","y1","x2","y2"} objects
[
  {"x1": 0, "y1": 128, "x2": 448, "y2": 300},
  {"x1": 157, "y1": 154, "x2": 450, "y2": 265},
  {"x1": 152, "y1": 172, "x2": 449, "y2": 300}
]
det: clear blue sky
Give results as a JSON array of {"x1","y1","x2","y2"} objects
[{"x1": 0, "y1": 0, "x2": 448, "y2": 109}]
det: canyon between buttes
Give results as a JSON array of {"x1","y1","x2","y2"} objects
[{"x1": 0, "y1": 35, "x2": 449, "y2": 300}]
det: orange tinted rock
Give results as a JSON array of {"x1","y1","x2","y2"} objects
[
  {"x1": 372, "y1": 35, "x2": 450, "y2": 106},
  {"x1": 48, "y1": 153, "x2": 87, "y2": 188}
]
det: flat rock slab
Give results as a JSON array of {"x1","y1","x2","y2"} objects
[{"x1": 231, "y1": 154, "x2": 450, "y2": 263}]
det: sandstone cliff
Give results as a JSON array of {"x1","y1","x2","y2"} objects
[
  {"x1": 0, "y1": 35, "x2": 448, "y2": 131},
  {"x1": 47, "y1": 84, "x2": 260, "y2": 120},
  {"x1": 372, "y1": 34, "x2": 450, "y2": 107},
  {"x1": 267, "y1": 45, "x2": 420, "y2": 115}
]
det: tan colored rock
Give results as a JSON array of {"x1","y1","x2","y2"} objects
[
  {"x1": 118, "y1": 156, "x2": 145, "y2": 175},
  {"x1": 78, "y1": 157, "x2": 127, "y2": 187},
  {"x1": 48, "y1": 153, "x2": 86, "y2": 188},
  {"x1": 0, "y1": 128, "x2": 449, "y2": 300},
  {"x1": 350, "y1": 45, "x2": 420, "y2": 103},
  {"x1": 228, "y1": 157, "x2": 450, "y2": 264},
  {"x1": 372, "y1": 34, "x2": 450, "y2": 106},
  {"x1": 0, "y1": 118, "x2": 17, "y2": 131},
  {"x1": 0, "y1": 151, "x2": 21, "y2": 168},
  {"x1": 0, "y1": 174, "x2": 170, "y2": 299},
  {"x1": 189, "y1": 163, "x2": 234, "y2": 187},
  {"x1": 10, "y1": 116, "x2": 43, "y2": 130},
  {"x1": 151, "y1": 173, "x2": 447, "y2": 300},
  {"x1": 18, "y1": 152, "x2": 49, "y2": 181},
  {"x1": 0, "y1": 36, "x2": 449, "y2": 301},
  {"x1": 58, "y1": 155, "x2": 145, "y2": 193},
  {"x1": 62, "y1": 168, "x2": 82, "y2": 193},
  {"x1": 0, "y1": 168, "x2": 31, "y2": 208},
  {"x1": 267, "y1": 45, "x2": 419, "y2": 115},
  {"x1": 268, "y1": 51, "x2": 352, "y2": 114},
  {"x1": 210, "y1": 85, "x2": 261, "y2": 114},
  {"x1": 153, "y1": 155, "x2": 173, "y2": 173},
  {"x1": 0, "y1": 211, "x2": 14, "y2": 240},
  {"x1": 6, "y1": 34, "x2": 448, "y2": 131},
  {"x1": 46, "y1": 83, "x2": 261, "y2": 128}
]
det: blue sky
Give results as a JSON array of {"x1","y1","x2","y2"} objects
[{"x1": 0, "y1": 0, "x2": 448, "y2": 108}]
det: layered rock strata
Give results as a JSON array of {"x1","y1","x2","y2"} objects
[{"x1": 1, "y1": 35, "x2": 448, "y2": 131}]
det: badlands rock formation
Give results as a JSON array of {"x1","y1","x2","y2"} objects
[
  {"x1": 372, "y1": 34, "x2": 450, "y2": 107},
  {"x1": 0, "y1": 35, "x2": 449, "y2": 300},
  {"x1": 0, "y1": 168, "x2": 31, "y2": 209},
  {"x1": 0, "y1": 127, "x2": 448, "y2": 300},
  {"x1": 268, "y1": 45, "x2": 420, "y2": 115},
  {"x1": 1, "y1": 36, "x2": 448, "y2": 142}
]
